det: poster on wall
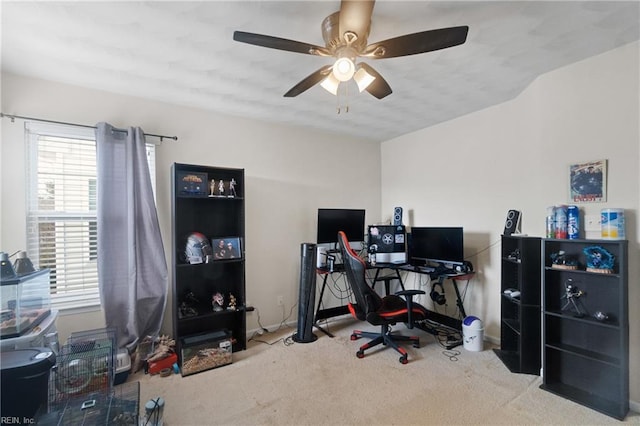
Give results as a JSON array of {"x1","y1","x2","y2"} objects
[{"x1": 569, "y1": 159, "x2": 607, "y2": 203}]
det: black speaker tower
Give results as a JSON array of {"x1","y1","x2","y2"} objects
[
  {"x1": 293, "y1": 243, "x2": 318, "y2": 343},
  {"x1": 393, "y1": 207, "x2": 403, "y2": 226},
  {"x1": 504, "y1": 210, "x2": 522, "y2": 235}
]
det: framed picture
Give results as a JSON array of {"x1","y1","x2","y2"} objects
[
  {"x1": 569, "y1": 159, "x2": 607, "y2": 203},
  {"x1": 177, "y1": 171, "x2": 208, "y2": 197},
  {"x1": 211, "y1": 237, "x2": 242, "y2": 260}
]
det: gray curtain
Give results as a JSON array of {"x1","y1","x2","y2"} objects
[{"x1": 96, "y1": 122, "x2": 168, "y2": 351}]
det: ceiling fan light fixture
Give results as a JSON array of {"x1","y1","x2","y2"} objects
[
  {"x1": 353, "y1": 66, "x2": 376, "y2": 92},
  {"x1": 332, "y1": 57, "x2": 355, "y2": 82},
  {"x1": 320, "y1": 73, "x2": 340, "y2": 95}
]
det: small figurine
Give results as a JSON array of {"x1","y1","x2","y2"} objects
[
  {"x1": 218, "y1": 180, "x2": 225, "y2": 196},
  {"x1": 227, "y1": 293, "x2": 237, "y2": 311},
  {"x1": 583, "y1": 245, "x2": 614, "y2": 273},
  {"x1": 179, "y1": 291, "x2": 199, "y2": 318},
  {"x1": 229, "y1": 178, "x2": 237, "y2": 198},
  {"x1": 550, "y1": 250, "x2": 578, "y2": 270},
  {"x1": 212, "y1": 292, "x2": 224, "y2": 312},
  {"x1": 561, "y1": 279, "x2": 586, "y2": 317},
  {"x1": 209, "y1": 179, "x2": 216, "y2": 197}
]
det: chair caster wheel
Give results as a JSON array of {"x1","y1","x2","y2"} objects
[
  {"x1": 350, "y1": 334, "x2": 358, "y2": 341},
  {"x1": 413, "y1": 342, "x2": 420, "y2": 348},
  {"x1": 356, "y1": 350, "x2": 365, "y2": 359},
  {"x1": 399, "y1": 356, "x2": 408, "y2": 364}
]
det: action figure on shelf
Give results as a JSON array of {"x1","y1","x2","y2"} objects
[
  {"x1": 583, "y1": 245, "x2": 614, "y2": 273},
  {"x1": 561, "y1": 279, "x2": 586, "y2": 317},
  {"x1": 218, "y1": 179, "x2": 225, "y2": 196},
  {"x1": 550, "y1": 250, "x2": 578, "y2": 270},
  {"x1": 179, "y1": 291, "x2": 199, "y2": 318},
  {"x1": 209, "y1": 179, "x2": 216, "y2": 197},
  {"x1": 229, "y1": 178, "x2": 237, "y2": 198},
  {"x1": 227, "y1": 293, "x2": 237, "y2": 311},
  {"x1": 212, "y1": 292, "x2": 224, "y2": 311}
]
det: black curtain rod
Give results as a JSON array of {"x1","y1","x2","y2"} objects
[{"x1": 0, "y1": 112, "x2": 178, "y2": 142}]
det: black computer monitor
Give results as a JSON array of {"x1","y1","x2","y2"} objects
[
  {"x1": 316, "y1": 208, "x2": 366, "y2": 245},
  {"x1": 409, "y1": 227, "x2": 464, "y2": 266}
]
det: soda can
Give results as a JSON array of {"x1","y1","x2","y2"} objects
[
  {"x1": 545, "y1": 206, "x2": 556, "y2": 238},
  {"x1": 554, "y1": 205, "x2": 568, "y2": 239},
  {"x1": 567, "y1": 205, "x2": 579, "y2": 239}
]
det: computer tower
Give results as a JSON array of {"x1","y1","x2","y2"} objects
[{"x1": 368, "y1": 225, "x2": 407, "y2": 264}]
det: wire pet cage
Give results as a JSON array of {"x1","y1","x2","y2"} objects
[
  {"x1": 41, "y1": 327, "x2": 140, "y2": 425},
  {"x1": 39, "y1": 381, "x2": 139, "y2": 426}
]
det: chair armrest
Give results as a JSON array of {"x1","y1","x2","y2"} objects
[
  {"x1": 395, "y1": 289, "x2": 425, "y2": 298},
  {"x1": 395, "y1": 289, "x2": 426, "y2": 328}
]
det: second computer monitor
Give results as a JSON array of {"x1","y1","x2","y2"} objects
[{"x1": 409, "y1": 227, "x2": 464, "y2": 266}]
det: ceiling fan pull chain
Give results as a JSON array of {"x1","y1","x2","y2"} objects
[{"x1": 344, "y1": 82, "x2": 349, "y2": 113}]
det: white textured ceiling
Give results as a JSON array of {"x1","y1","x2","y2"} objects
[{"x1": 2, "y1": 1, "x2": 639, "y2": 142}]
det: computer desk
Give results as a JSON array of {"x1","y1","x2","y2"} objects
[{"x1": 313, "y1": 262, "x2": 475, "y2": 345}]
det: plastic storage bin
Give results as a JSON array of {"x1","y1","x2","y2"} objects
[
  {"x1": 1, "y1": 347, "x2": 56, "y2": 419},
  {"x1": 0, "y1": 269, "x2": 51, "y2": 339}
]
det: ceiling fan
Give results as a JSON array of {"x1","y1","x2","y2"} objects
[{"x1": 233, "y1": 0, "x2": 468, "y2": 100}]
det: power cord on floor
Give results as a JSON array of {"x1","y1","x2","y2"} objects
[{"x1": 248, "y1": 304, "x2": 298, "y2": 346}]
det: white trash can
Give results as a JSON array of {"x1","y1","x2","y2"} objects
[{"x1": 462, "y1": 316, "x2": 484, "y2": 352}]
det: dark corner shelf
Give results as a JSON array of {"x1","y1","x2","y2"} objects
[{"x1": 496, "y1": 235, "x2": 541, "y2": 375}]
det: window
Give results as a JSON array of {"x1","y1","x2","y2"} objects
[{"x1": 26, "y1": 122, "x2": 156, "y2": 309}]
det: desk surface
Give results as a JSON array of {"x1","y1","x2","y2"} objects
[{"x1": 318, "y1": 262, "x2": 474, "y2": 280}]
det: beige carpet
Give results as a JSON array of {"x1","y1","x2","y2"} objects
[{"x1": 133, "y1": 317, "x2": 638, "y2": 425}]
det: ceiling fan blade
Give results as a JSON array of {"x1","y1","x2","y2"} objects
[
  {"x1": 339, "y1": 0, "x2": 374, "y2": 46},
  {"x1": 284, "y1": 65, "x2": 333, "y2": 97},
  {"x1": 363, "y1": 26, "x2": 469, "y2": 59},
  {"x1": 358, "y1": 63, "x2": 392, "y2": 99},
  {"x1": 233, "y1": 31, "x2": 329, "y2": 56}
]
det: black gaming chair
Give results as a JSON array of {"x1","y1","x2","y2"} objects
[{"x1": 338, "y1": 231, "x2": 429, "y2": 364}]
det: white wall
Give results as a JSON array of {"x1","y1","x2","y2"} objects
[
  {"x1": 0, "y1": 72, "x2": 381, "y2": 341},
  {"x1": 381, "y1": 42, "x2": 639, "y2": 403}
]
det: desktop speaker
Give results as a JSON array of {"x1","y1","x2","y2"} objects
[
  {"x1": 393, "y1": 207, "x2": 403, "y2": 226},
  {"x1": 503, "y1": 210, "x2": 521, "y2": 235}
]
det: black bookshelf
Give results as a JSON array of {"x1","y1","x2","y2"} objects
[
  {"x1": 540, "y1": 238, "x2": 628, "y2": 420},
  {"x1": 493, "y1": 235, "x2": 541, "y2": 375},
  {"x1": 171, "y1": 163, "x2": 247, "y2": 365}
]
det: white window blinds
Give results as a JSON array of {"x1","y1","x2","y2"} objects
[{"x1": 25, "y1": 122, "x2": 156, "y2": 309}]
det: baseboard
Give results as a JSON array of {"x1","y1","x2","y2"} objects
[
  {"x1": 484, "y1": 333, "x2": 500, "y2": 346},
  {"x1": 629, "y1": 399, "x2": 640, "y2": 414}
]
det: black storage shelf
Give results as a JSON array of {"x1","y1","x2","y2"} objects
[
  {"x1": 503, "y1": 318, "x2": 520, "y2": 335},
  {"x1": 541, "y1": 238, "x2": 628, "y2": 420},
  {"x1": 494, "y1": 235, "x2": 541, "y2": 375},
  {"x1": 178, "y1": 309, "x2": 244, "y2": 322},
  {"x1": 544, "y1": 309, "x2": 621, "y2": 329},
  {"x1": 545, "y1": 341, "x2": 620, "y2": 366},
  {"x1": 540, "y1": 382, "x2": 623, "y2": 420},
  {"x1": 492, "y1": 349, "x2": 520, "y2": 373},
  {"x1": 172, "y1": 163, "x2": 247, "y2": 369}
]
